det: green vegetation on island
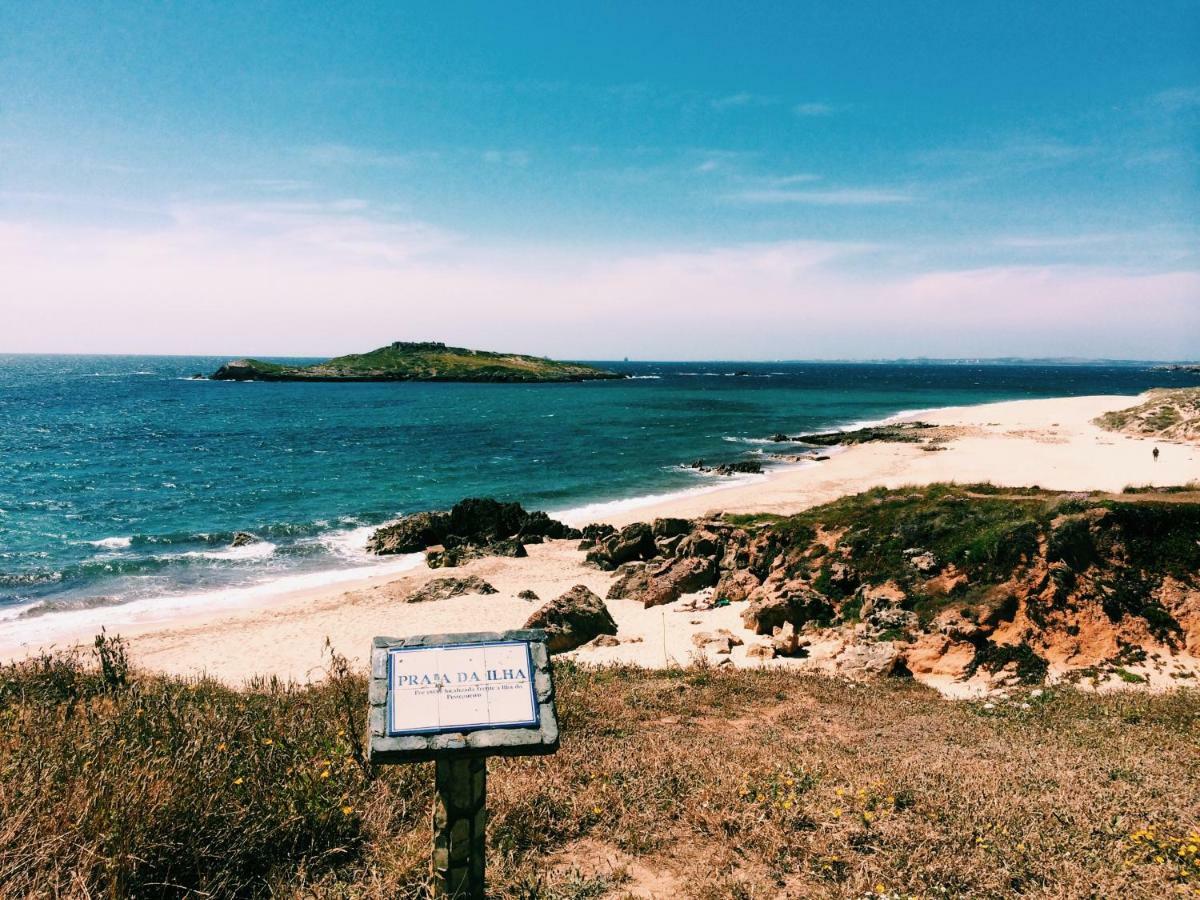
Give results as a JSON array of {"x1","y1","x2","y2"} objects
[{"x1": 210, "y1": 341, "x2": 624, "y2": 383}]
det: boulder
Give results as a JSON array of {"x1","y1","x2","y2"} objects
[
  {"x1": 524, "y1": 585, "x2": 618, "y2": 653},
  {"x1": 834, "y1": 642, "x2": 909, "y2": 677},
  {"x1": 771, "y1": 622, "x2": 800, "y2": 656},
  {"x1": 407, "y1": 576, "x2": 498, "y2": 604},
  {"x1": 585, "y1": 522, "x2": 658, "y2": 570},
  {"x1": 591, "y1": 634, "x2": 621, "y2": 648},
  {"x1": 230, "y1": 531, "x2": 259, "y2": 548},
  {"x1": 746, "y1": 643, "x2": 776, "y2": 660},
  {"x1": 713, "y1": 568, "x2": 760, "y2": 603},
  {"x1": 677, "y1": 528, "x2": 723, "y2": 560},
  {"x1": 368, "y1": 511, "x2": 450, "y2": 554},
  {"x1": 691, "y1": 629, "x2": 744, "y2": 650},
  {"x1": 369, "y1": 499, "x2": 577, "y2": 557},
  {"x1": 577, "y1": 522, "x2": 617, "y2": 550},
  {"x1": 655, "y1": 534, "x2": 686, "y2": 556},
  {"x1": 517, "y1": 589, "x2": 539, "y2": 601},
  {"x1": 652, "y1": 518, "x2": 693, "y2": 538},
  {"x1": 741, "y1": 582, "x2": 834, "y2": 635},
  {"x1": 607, "y1": 555, "x2": 718, "y2": 608}
]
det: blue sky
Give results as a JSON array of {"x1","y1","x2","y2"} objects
[{"x1": 1, "y1": 1, "x2": 1197, "y2": 358}]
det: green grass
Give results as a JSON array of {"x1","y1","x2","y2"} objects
[{"x1": 2, "y1": 644, "x2": 1197, "y2": 898}]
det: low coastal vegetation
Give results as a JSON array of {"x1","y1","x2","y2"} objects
[
  {"x1": 1096, "y1": 387, "x2": 1200, "y2": 441},
  {"x1": 209, "y1": 341, "x2": 624, "y2": 383},
  {"x1": 1, "y1": 641, "x2": 1196, "y2": 898}
]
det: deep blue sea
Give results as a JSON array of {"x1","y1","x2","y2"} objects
[{"x1": 2, "y1": 355, "x2": 1197, "y2": 624}]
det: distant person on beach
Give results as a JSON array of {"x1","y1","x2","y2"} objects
[{"x1": 1153, "y1": 447, "x2": 1160, "y2": 462}]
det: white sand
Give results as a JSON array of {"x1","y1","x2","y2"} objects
[{"x1": 1, "y1": 392, "x2": 1196, "y2": 683}]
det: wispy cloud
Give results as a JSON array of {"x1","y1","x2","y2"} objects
[
  {"x1": 711, "y1": 92, "x2": 774, "y2": 111},
  {"x1": 793, "y1": 102, "x2": 835, "y2": 117},
  {"x1": 916, "y1": 137, "x2": 1090, "y2": 173},
  {"x1": 992, "y1": 234, "x2": 1119, "y2": 249},
  {"x1": 1150, "y1": 85, "x2": 1200, "y2": 113},
  {"x1": 727, "y1": 187, "x2": 914, "y2": 205},
  {"x1": 4, "y1": 217, "x2": 1195, "y2": 359},
  {"x1": 481, "y1": 149, "x2": 531, "y2": 167},
  {"x1": 302, "y1": 143, "x2": 421, "y2": 167},
  {"x1": 764, "y1": 173, "x2": 821, "y2": 186}
]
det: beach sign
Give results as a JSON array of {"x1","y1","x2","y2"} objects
[{"x1": 368, "y1": 630, "x2": 559, "y2": 899}]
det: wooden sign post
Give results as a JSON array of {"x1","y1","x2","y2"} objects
[{"x1": 368, "y1": 629, "x2": 560, "y2": 899}]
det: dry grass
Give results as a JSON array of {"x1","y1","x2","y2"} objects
[{"x1": 1, "y1": 640, "x2": 1198, "y2": 898}]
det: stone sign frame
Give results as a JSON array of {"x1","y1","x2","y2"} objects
[{"x1": 368, "y1": 628, "x2": 560, "y2": 764}]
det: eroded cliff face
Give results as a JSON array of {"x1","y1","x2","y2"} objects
[{"x1": 586, "y1": 484, "x2": 1200, "y2": 692}]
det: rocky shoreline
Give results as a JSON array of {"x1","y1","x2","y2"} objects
[{"x1": 364, "y1": 485, "x2": 1200, "y2": 694}]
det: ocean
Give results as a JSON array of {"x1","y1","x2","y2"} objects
[{"x1": 2, "y1": 354, "x2": 1196, "y2": 626}]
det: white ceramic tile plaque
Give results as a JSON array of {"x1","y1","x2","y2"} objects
[{"x1": 387, "y1": 640, "x2": 539, "y2": 735}]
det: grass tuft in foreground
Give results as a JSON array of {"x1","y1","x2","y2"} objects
[{"x1": 1, "y1": 642, "x2": 1197, "y2": 898}]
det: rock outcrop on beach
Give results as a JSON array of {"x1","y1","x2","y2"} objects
[
  {"x1": 524, "y1": 585, "x2": 618, "y2": 653},
  {"x1": 367, "y1": 498, "x2": 581, "y2": 567},
  {"x1": 406, "y1": 576, "x2": 498, "y2": 603},
  {"x1": 682, "y1": 459, "x2": 765, "y2": 476},
  {"x1": 602, "y1": 484, "x2": 1200, "y2": 691},
  {"x1": 210, "y1": 341, "x2": 625, "y2": 383},
  {"x1": 793, "y1": 421, "x2": 940, "y2": 446}
]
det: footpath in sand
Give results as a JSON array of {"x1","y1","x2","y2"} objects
[{"x1": 2, "y1": 392, "x2": 1197, "y2": 688}]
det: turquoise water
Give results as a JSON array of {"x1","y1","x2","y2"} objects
[{"x1": 2, "y1": 355, "x2": 1195, "y2": 620}]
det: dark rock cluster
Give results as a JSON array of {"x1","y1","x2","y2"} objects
[{"x1": 367, "y1": 498, "x2": 581, "y2": 567}]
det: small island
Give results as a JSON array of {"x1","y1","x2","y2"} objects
[{"x1": 210, "y1": 341, "x2": 625, "y2": 383}]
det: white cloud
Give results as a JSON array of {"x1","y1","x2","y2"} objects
[
  {"x1": 481, "y1": 149, "x2": 531, "y2": 167},
  {"x1": 711, "y1": 92, "x2": 773, "y2": 110},
  {"x1": 302, "y1": 143, "x2": 419, "y2": 167},
  {"x1": 727, "y1": 187, "x2": 914, "y2": 205},
  {"x1": 793, "y1": 102, "x2": 834, "y2": 117},
  {"x1": 1151, "y1": 85, "x2": 1200, "y2": 112},
  {"x1": 2, "y1": 210, "x2": 1195, "y2": 360}
]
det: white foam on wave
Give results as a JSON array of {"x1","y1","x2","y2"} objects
[
  {"x1": 723, "y1": 435, "x2": 796, "y2": 445},
  {"x1": 0, "y1": 551, "x2": 426, "y2": 649},
  {"x1": 834, "y1": 406, "x2": 946, "y2": 432},
  {"x1": 317, "y1": 522, "x2": 380, "y2": 559},
  {"x1": 87, "y1": 536, "x2": 132, "y2": 550},
  {"x1": 181, "y1": 541, "x2": 278, "y2": 561},
  {"x1": 550, "y1": 469, "x2": 771, "y2": 526}
]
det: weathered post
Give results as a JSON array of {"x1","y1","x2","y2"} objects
[{"x1": 368, "y1": 630, "x2": 560, "y2": 899}]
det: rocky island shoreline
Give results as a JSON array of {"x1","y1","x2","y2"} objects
[{"x1": 210, "y1": 340, "x2": 625, "y2": 382}]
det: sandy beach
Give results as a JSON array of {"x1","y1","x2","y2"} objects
[{"x1": 3, "y1": 391, "x2": 1197, "y2": 685}]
